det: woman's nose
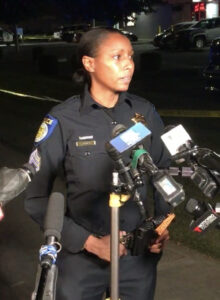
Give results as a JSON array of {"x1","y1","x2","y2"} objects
[{"x1": 123, "y1": 57, "x2": 134, "y2": 70}]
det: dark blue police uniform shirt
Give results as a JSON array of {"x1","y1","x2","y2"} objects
[{"x1": 25, "y1": 86, "x2": 171, "y2": 254}]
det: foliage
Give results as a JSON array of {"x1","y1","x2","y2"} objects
[{"x1": 0, "y1": 0, "x2": 153, "y2": 25}]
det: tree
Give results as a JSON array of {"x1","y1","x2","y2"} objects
[
  {"x1": 58, "y1": 0, "x2": 154, "y2": 25},
  {"x1": 0, "y1": 0, "x2": 154, "y2": 26}
]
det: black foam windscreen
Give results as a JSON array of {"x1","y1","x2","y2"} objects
[
  {"x1": 44, "y1": 192, "x2": 65, "y2": 241},
  {"x1": 111, "y1": 124, "x2": 127, "y2": 138}
]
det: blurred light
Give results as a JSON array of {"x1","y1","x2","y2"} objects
[{"x1": 206, "y1": 3, "x2": 219, "y2": 18}]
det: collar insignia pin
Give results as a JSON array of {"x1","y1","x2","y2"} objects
[{"x1": 131, "y1": 113, "x2": 147, "y2": 126}]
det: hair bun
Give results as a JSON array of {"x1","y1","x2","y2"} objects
[{"x1": 72, "y1": 68, "x2": 87, "y2": 85}]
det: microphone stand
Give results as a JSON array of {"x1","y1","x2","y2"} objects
[{"x1": 109, "y1": 171, "x2": 130, "y2": 300}]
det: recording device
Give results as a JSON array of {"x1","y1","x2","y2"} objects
[
  {"x1": 120, "y1": 213, "x2": 175, "y2": 255},
  {"x1": 32, "y1": 192, "x2": 64, "y2": 300},
  {"x1": 106, "y1": 123, "x2": 185, "y2": 207},
  {"x1": 161, "y1": 124, "x2": 220, "y2": 198},
  {"x1": 185, "y1": 198, "x2": 219, "y2": 233},
  {"x1": 0, "y1": 148, "x2": 41, "y2": 206}
]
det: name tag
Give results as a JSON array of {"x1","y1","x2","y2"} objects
[{"x1": 76, "y1": 140, "x2": 96, "y2": 147}]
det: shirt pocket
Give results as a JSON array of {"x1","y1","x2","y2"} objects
[{"x1": 65, "y1": 139, "x2": 113, "y2": 190}]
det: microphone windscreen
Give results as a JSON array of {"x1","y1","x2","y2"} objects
[
  {"x1": 111, "y1": 124, "x2": 127, "y2": 138},
  {"x1": 185, "y1": 198, "x2": 198, "y2": 214},
  {"x1": 44, "y1": 192, "x2": 65, "y2": 240}
]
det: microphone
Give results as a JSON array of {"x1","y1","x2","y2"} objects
[
  {"x1": 105, "y1": 141, "x2": 135, "y2": 193},
  {"x1": 0, "y1": 163, "x2": 36, "y2": 206},
  {"x1": 111, "y1": 123, "x2": 127, "y2": 138},
  {"x1": 161, "y1": 124, "x2": 194, "y2": 162},
  {"x1": 40, "y1": 192, "x2": 65, "y2": 268},
  {"x1": 185, "y1": 198, "x2": 219, "y2": 233},
  {"x1": 33, "y1": 192, "x2": 64, "y2": 300},
  {"x1": 0, "y1": 148, "x2": 41, "y2": 206},
  {"x1": 161, "y1": 125, "x2": 220, "y2": 198},
  {"x1": 106, "y1": 122, "x2": 152, "y2": 192}
]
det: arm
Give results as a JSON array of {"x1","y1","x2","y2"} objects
[{"x1": 25, "y1": 115, "x2": 91, "y2": 253}]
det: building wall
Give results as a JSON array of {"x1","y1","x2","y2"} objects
[
  {"x1": 124, "y1": 5, "x2": 173, "y2": 39},
  {"x1": 171, "y1": 3, "x2": 192, "y2": 23},
  {"x1": 124, "y1": 3, "x2": 192, "y2": 40}
]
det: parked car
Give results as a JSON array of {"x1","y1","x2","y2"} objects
[
  {"x1": 203, "y1": 37, "x2": 220, "y2": 92},
  {"x1": 61, "y1": 25, "x2": 138, "y2": 43},
  {"x1": 61, "y1": 24, "x2": 91, "y2": 43},
  {"x1": 0, "y1": 27, "x2": 14, "y2": 45},
  {"x1": 120, "y1": 29, "x2": 138, "y2": 42},
  {"x1": 174, "y1": 17, "x2": 220, "y2": 50},
  {"x1": 53, "y1": 27, "x2": 63, "y2": 40},
  {"x1": 153, "y1": 22, "x2": 196, "y2": 49}
]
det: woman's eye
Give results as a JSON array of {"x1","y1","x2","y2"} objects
[{"x1": 113, "y1": 55, "x2": 120, "y2": 60}]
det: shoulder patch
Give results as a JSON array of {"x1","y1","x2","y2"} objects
[
  {"x1": 34, "y1": 114, "x2": 58, "y2": 146},
  {"x1": 28, "y1": 148, "x2": 41, "y2": 172}
]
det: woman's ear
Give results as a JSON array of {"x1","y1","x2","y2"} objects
[{"x1": 82, "y1": 56, "x2": 95, "y2": 73}]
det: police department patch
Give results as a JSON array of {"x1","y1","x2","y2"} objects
[{"x1": 34, "y1": 114, "x2": 58, "y2": 146}]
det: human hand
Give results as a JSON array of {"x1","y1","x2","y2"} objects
[
  {"x1": 148, "y1": 229, "x2": 170, "y2": 254},
  {"x1": 84, "y1": 232, "x2": 127, "y2": 262}
]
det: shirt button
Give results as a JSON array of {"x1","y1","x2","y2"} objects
[
  {"x1": 84, "y1": 151, "x2": 91, "y2": 156},
  {"x1": 111, "y1": 121, "x2": 117, "y2": 125}
]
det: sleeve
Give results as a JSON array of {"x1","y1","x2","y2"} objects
[
  {"x1": 147, "y1": 105, "x2": 172, "y2": 216},
  {"x1": 24, "y1": 115, "x2": 91, "y2": 253}
]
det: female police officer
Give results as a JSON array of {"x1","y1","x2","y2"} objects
[{"x1": 25, "y1": 27, "x2": 170, "y2": 300}]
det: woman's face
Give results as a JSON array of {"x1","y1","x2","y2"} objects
[{"x1": 85, "y1": 32, "x2": 135, "y2": 95}]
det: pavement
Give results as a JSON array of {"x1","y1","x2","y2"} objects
[{"x1": 0, "y1": 143, "x2": 220, "y2": 300}]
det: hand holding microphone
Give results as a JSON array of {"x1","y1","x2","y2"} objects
[
  {"x1": 0, "y1": 148, "x2": 41, "y2": 206},
  {"x1": 0, "y1": 163, "x2": 36, "y2": 206}
]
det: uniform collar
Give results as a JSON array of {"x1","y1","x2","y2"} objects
[{"x1": 80, "y1": 85, "x2": 132, "y2": 115}]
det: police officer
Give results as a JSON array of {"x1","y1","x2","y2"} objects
[{"x1": 25, "y1": 27, "x2": 170, "y2": 300}]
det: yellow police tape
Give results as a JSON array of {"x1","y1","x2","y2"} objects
[
  {"x1": 0, "y1": 88, "x2": 61, "y2": 103},
  {"x1": 158, "y1": 109, "x2": 220, "y2": 118},
  {"x1": 0, "y1": 88, "x2": 220, "y2": 118}
]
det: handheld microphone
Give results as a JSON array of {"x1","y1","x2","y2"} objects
[
  {"x1": 185, "y1": 198, "x2": 219, "y2": 233},
  {"x1": 161, "y1": 125, "x2": 220, "y2": 198},
  {"x1": 33, "y1": 192, "x2": 64, "y2": 300},
  {"x1": 40, "y1": 192, "x2": 65, "y2": 268},
  {"x1": 0, "y1": 163, "x2": 36, "y2": 206},
  {"x1": 161, "y1": 124, "x2": 193, "y2": 161},
  {"x1": 0, "y1": 148, "x2": 41, "y2": 206}
]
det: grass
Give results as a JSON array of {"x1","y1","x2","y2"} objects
[
  {"x1": 0, "y1": 50, "x2": 220, "y2": 259},
  {"x1": 169, "y1": 178, "x2": 220, "y2": 259}
]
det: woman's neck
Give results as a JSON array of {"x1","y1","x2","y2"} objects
[{"x1": 90, "y1": 87, "x2": 119, "y2": 108}]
